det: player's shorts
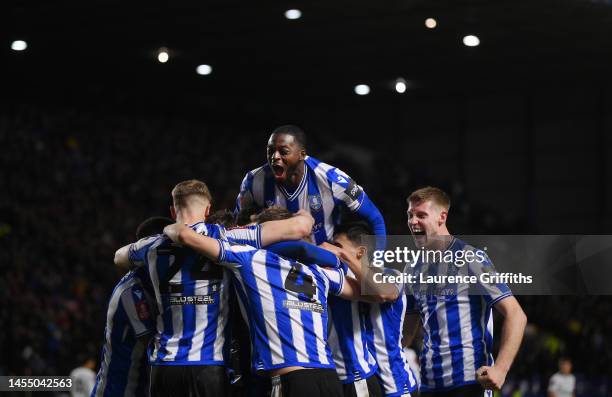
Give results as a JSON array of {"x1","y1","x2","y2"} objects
[
  {"x1": 342, "y1": 374, "x2": 384, "y2": 397},
  {"x1": 150, "y1": 364, "x2": 228, "y2": 397},
  {"x1": 421, "y1": 383, "x2": 489, "y2": 397},
  {"x1": 271, "y1": 368, "x2": 343, "y2": 397}
]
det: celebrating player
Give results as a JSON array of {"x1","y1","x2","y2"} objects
[
  {"x1": 91, "y1": 216, "x2": 173, "y2": 397},
  {"x1": 113, "y1": 180, "x2": 315, "y2": 397},
  {"x1": 402, "y1": 187, "x2": 527, "y2": 397},
  {"x1": 235, "y1": 124, "x2": 386, "y2": 248},
  {"x1": 163, "y1": 207, "x2": 380, "y2": 397}
]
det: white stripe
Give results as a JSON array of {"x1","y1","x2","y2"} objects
[
  {"x1": 352, "y1": 302, "x2": 370, "y2": 373},
  {"x1": 370, "y1": 304, "x2": 396, "y2": 394},
  {"x1": 251, "y1": 167, "x2": 265, "y2": 206},
  {"x1": 213, "y1": 276, "x2": 230, "y2": 361},
  {"x1": 147, "y1": 245, "x2": 162, "y2": 362},
  {"x1": 162, "y1": 254, "x2": 184, "y2": 361},
  {"x1": 354, "y1": 378, "x2": 371, "y2": 397},
  {"x1": 120, "y1": 286, "x2": 148, "y2": 337},
  {"x1": 279, "y1": 259, "x2": 309, "y2": 363},
  {"x1": 187, "y1": 279, "x2": 209, "y2": 361},
  {"x1": 253, "y1": 251, "x2": 284, "y2": 365},
  {"x1": 327, "y1": 310, "x2": 347, "y2": 379},
  {"x1": 312, "y1": 161, "x2": 336, "y2": 241}
]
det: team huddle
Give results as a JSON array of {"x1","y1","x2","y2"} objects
[{"x1": 91, "y1": 125, "x2": 527, "y2": 397}]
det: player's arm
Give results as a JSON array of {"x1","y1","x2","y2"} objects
[
  {"x1": 336, "y1": 248, "x2": 399, "y2": 303},
  {"x1": 354, "y1": 193, "x2": 387, "y2": 251},
  {"x1": 114, "y1": 244, "x2": 131, "y2": 268},
  {"x1": 164, "y1": 223, "x2": 221, "y2": 261},
  {"x1": 259, "y1": 209, "x2": 314, "y2": 246},
  {"x1": 234, "y1": 171, "x2": 256, "y2": 214},
  {"x1": 476, "y1": 296, "x2": 527, "y2": 391},
  {"x1": 266, "y1": 241, "x2": 340, "y2": 267}
]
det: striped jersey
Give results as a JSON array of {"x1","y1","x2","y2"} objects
[
  {"x1": 127, "y1": 223, "x2": 262, "y2": 366},
  {"x1": 91, "y1": 268, "x2": 155, "y2": 397},
  {"x1": 327, "y1": 268, "x2": 378, "y2": 384},
  {"x1": 406, "y1": 237, "x2": 512, "y2": 392},
  {"x1": 363, "y1": 269, "x2": 418, "y2": 397},
  {"x1": 217, "y1": 241, "x2": 344, "y2": 372},
  {"x1": 236, "y1": 156, "x2": 366, "y2": 244}
]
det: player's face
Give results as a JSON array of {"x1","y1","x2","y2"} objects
[
  {"x1": 267, "y1": 133, "x2": 305, "y2": 183},
  {"x1": 332, "y1": 233, "x2": 361, "y2": 260},
  {"x1": 559, "y1": 360, "x2": 572, "y2": 374},
  {"x1": 407, "y1": 200, "x2": 445, "y2": 247}
]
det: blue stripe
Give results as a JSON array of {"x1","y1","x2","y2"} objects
[
  {"x1": 286, "y1": 194, "x2": 300, "y2": 213},
  {"x1": 106, "y1": 304, "x2": 131, "y2": 395},
  {"x1": 264, "y1": 252, "x2": 298, "y2": 364},
  {"x1": 306, "y1": 168, "x2": 327, "y2": 244},
  {"x1": 176, "y1": 259, "x2": 196, "y2": 361},
  {"x1": 202, "y1": 280, "x2": 219, "y2": 362},
  {"x1": 329, "y1": 297, "x2": 362, "y2": 378},
  {"x1": 263, "y1": 166, "x2": 276, "y2": 207},
  {"x1": 469, "y1": 296, "x2": 486, "y2": 371},
  {"x1": 297, "y1": 265, "x2": 319, "y2": 363},
  {"x1": 445, "y1": 297, "x2": 465, "y2": 385}
]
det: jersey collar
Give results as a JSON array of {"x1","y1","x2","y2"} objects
[{"x1": 279, "y1": 163, "x2": 308, "y2": 202}]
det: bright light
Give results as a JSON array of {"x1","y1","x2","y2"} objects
[
  {"x1": 463, "y1": 35, "x2": 480, "y2": 47},
  {"x1": 11, "y1": 40, "x2": 27, "y2": 51},
  {"x1": 196, "y1": 64, "x2": 212, "y2": 75},
  {"x1": 395, "y1": 79, "x2": 407, "y2": 94},
  {"x1": 285, "y1": 9, "x2": 302, "y2": 20},
  {"x1": 157, "y1": 48, "x2": 169, "y2": 63},
  {"x1": 354, "y1": 84, "x2": 370, "y2": 96},
  {"x1": 425, "y1": 18, "x2": 437, "y2": 29}
]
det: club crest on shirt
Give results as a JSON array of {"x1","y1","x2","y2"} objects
[
  {"x1": 265, "y1": 200, "x2": 274, "y2": 207},
  {"x1": 308, "y1": 194, "x2": 322, "y2": 211}
]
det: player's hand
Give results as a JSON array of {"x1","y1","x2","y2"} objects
[
  {"x1": 164, "y1": 223, "x2": 188, "y2": 244},
  {"x1": 476, "y1": 365, "x2": 506, "y2": 391},
  {"x1": 294, "y1": 209, "x2": 314, "y2": 223}
]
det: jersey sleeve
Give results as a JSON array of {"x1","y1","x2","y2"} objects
[
  {"x1": 235, "y1": 171, "x2": 256, "y2": 213},
  {"x1": 120, "y1": 281, "x2": 155, "y2": 337},
  {"x1": 265, "y1": 241, "x2": 341, "y2": 268},
  {"x1": 127, "y1": 236, "x2": 158, "y2": 267},
  {"x1": 326, "y1": 167, "x2": 366, "y2": 211},
  {"x1": 321, "y1": 267, "x2": 345, "y2": 296},
  {"x1": 217, "y1": 240, "x2": 257, "y2": 269},
  {"x1": 547, "y1": 374, "x2": 560, "y2": 392},
  {"x1": 468, "y1": 249, "x2": 512, "y2": 306},
  {"x1": 225, "y1": 225, "x2": 263, "y2": 248}
]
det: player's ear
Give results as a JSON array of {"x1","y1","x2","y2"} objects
[
  {"x1": 170, "y1": 206, "x2": 177, "y2": 220},
  {"x1": 298, "y1": 147, "x2": 306, "y2": 160},
  {"x1": 204, "y1": 203, "x2": 211, "y2": 219},
  {"x1": 439, "y1": 210, "x2": 448, "y2": 225},
  {"x1": 356, "y1": 246, "x2": 366, "y2": 260}
]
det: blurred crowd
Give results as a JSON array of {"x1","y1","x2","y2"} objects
[{"x1": 0, "y1": 106, "x2": 609, "y2": 396}]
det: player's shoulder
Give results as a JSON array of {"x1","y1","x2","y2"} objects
[
  {"x1": 452, "y1": 237, "x2": 492, "y2": 263},
  {"x1": 306, "y1": 156, "x2": 351, "y2": 183}
]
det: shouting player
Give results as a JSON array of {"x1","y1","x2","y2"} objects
[
  {"x1": 402, "y1": 187, "x2": 527, "y2": 397},
  {"x1": 235, "y1": 125, "x2": 386, "y2": 249}
]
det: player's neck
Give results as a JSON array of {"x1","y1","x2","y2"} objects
[
  {"x1": 281, "y1": 162, "x2": 306, "y2": 190},
  {"x1": 175, "y1": 209, "x2": 206, "y2": 226}
]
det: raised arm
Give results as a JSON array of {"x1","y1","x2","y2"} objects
[
  {"x1": 355, "y1": 193, "x2": 387, "y2": 251},
  {"x1": 114, "y1": 244, "x2": 131, "y2": 268},
  {"x1": 337, "y1": 249, "x2": 399, "y2": 303},
  {"x1": 259, "y1": 209, "x2": 314, "y2": 246},
  {"x1": 476, "y1": 296, "x2": 527, "y2": 391}
]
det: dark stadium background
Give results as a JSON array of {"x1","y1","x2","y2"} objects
[{"x1": 2, "y1": 0, "x2": 611, "y2": 396}]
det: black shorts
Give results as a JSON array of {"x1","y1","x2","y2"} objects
[
  {"x1": 150, "y1": 364, "x2": 229, "y2": 397},
  {"x1": 420, "y1": 383, "x2": 488, "y2": 397},
  {"x1": 342, "y1": 374, "x2": 384, "y2": 397},
  {"x1": 271, "y1": 368, "x2": 343, "y2": 397}
]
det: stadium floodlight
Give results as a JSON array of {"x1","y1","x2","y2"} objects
[
  {"x1": 395, "y1": 78, "x2": 407, "y2": 94},
  {"x1": 462, "y1": 35, "x2": 480, "y2": 47},
  {"x1": 285, "y1": 9, "x2": 302, "y2": 20},
  {"x1": 196, "y1": 64, "x2": 212, "y2": 75},
  {"x1": 11, "y1": 40, "x2": 27, "y2": 51},
  {"x1": 354, "y1": 84, "x2": 370, "y2": 96},
  {"x1": 157, "y1": 48, "x2": 169, "y2": 63},
  {"x1": 425, "y1": 18, "x2": 437, "y2": 29}
]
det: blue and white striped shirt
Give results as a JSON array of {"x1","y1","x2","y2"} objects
[
  {"x1": 364, "y1": 269, "x2": 418, "y2": 397},
  {"x1": 236, "y1": 156, "x2": 386, "y2": 247},
  {"x1": 91, "y1": 268, "x2": 155, "y2": 397},
  {"x1": 127, "y1": 223, "x2": 261, "y2": 366},
  {"x1": 218, "y1": 241, "x2": 344, "y2": 372},
  {"x1": 328, "y1": 268, "x2": 378, "y2": 384},
  {"x1": 407, "y1": 237, "x2": 511, "y2": 392}
]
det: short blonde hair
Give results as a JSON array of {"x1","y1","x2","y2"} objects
[
  {"x1": 172, "y1": 180, "x2": 212, "y2": 209},
  {"x1": 407, "y1": 186, "x2": 450, "y2": 211}
]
